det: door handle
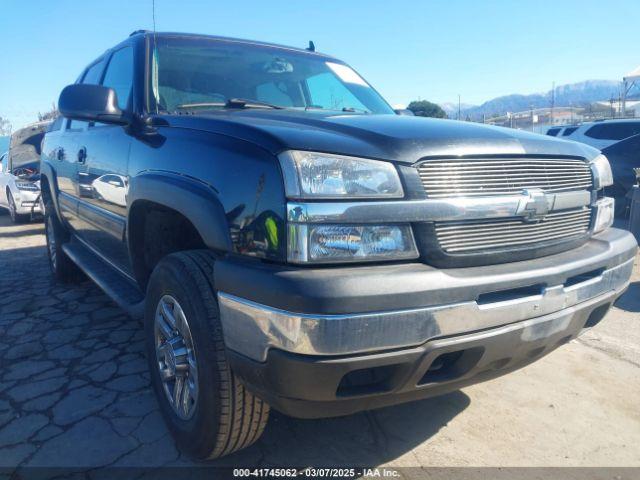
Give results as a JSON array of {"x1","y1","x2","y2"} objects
[
  {"x1": 77, "y1": 147, "x2": 87, "y2": 164},
  {"x1": 56, "y1": 148, "x2": 64, "y2": 161}
]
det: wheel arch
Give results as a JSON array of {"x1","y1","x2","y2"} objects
[
  {"x1": 39, "y1": 161, "x2": 65, "y2": 224},
  {"x1": 127, "y1": 172, "x2": 232, "y2": 288}
]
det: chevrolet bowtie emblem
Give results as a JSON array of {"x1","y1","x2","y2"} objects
[{"x1": 517, "y1": 189, "x2": 550, "y2": 223}]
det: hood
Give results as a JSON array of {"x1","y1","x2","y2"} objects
[{"x1": 164, "y1": 110, "x2": 600, "y2": 164}]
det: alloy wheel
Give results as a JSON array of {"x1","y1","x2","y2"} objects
[
  {"x1": 154, "y1": 295, "x2": 199, "y2": 420},
  {"x1": 8, "y1": 193, "x2": 16, "y2": 222}
]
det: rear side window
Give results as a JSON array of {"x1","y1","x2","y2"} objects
[
  {"x1": 68, "y1": 58, "x2": 108, "y2": 131},
  {"x1": 584, "y1": 122, "x2": 640, "y2": 140},
  {"x1": 83, "y1": 59, "x2": 107, "y2": 85},
  {"x1": 102, "y1": 47, "x2": 134, "y2": 110},
  {"x1": 562, "y1": 126, "x2": 579, "y2": 136},
  {"x1": 547, "y1": 128, "x2": 561, "y2": 136}
]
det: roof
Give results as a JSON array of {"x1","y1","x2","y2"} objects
[
  {"x1": 131, "y1": 30, "x2": 334, "y2": 59},
  {"x1": 624, "y1": 65, "x2": 640, "y2": 82}
]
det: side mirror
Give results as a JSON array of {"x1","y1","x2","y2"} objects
[
  {"x1": 58, "y1": 84, "x2": 129, "y2": 125},
  {"x1": 394, "y1": 109, "x2": 415, "y2": 116}
]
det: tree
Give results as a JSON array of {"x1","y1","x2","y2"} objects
[
  {"x1": 38, "y1": 103, "x2": 59, "y2": 122},
  {"x1": 407, "y1": 100, "x2": 447, "y2": 119},
  {"x1": 0, "y1": 116, "x2": 11, "y2": 136}
]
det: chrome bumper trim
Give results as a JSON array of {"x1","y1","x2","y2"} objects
[
  {"x1": 287, "y1": 190, "x2": 592, "y2": 224},
  {"x1": 218, "y1": 255, "x2": 633, "y2": 362}
]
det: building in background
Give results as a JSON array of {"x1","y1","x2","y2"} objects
[{"x1": 485, "y1": 107, "x2": 584, "y2": 133}]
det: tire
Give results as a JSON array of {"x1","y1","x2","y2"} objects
[
  {"x1": 145, "y1": 250, "x2": 269, "y2": 459},
  {"x1": 7, "y1": 190, "x2": 27, "y2": 224},
  {"x1": 44, "y1": 197, "x2": 84, "y2": 283}
]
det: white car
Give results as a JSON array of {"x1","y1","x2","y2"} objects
[
  {"x1": 546, "y1": 119, "x2": 640, "y2": 150},
  {"x1": 91, "y1": 174, "x2": 128, "y2": 207},
  {"x1": 0, "y1": 150, "x2": 42, "y2": 223},
  {"x1": 0, "y1": 120, "x2": 52, "y2": 223}
]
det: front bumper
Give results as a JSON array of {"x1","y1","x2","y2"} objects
[
  {"x1": 14, "y1": 190, "x2": 42, "y2": 214},
  {"x1": 216, "y1": 228, "x2": 637, "y2": 417}
]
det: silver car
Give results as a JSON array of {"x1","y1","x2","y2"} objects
[
  {"x1": 0, "y1": 150, "x2": 42, "y2": 222},
  {"x1": 0, "y1": 121, "x2": 51, "y2": 223}
]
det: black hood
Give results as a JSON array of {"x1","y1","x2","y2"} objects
[{"x1": 165, "y1": 110, "x2": 600, "y2": 163}]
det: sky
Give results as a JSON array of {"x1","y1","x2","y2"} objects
[{"x1": 1, "y1": 0, "x2": 639, "y2": 130}]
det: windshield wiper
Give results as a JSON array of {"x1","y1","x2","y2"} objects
[
  {"x1": 175, "y1": 102, "x2": 225, "y2": 110},
  {"x1": 225, "y1": 98, "x2": 285, "y2": 109},
  {"x1": 175, "y1": 98, "x2": 285, "y2": 111},
  {"x1": 341, "y1": 106, "x2": 370, "y2": 114}
]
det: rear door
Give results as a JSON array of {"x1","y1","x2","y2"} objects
[{"x1": 73, "y1": 45, "x2": 134, "y2": 273}]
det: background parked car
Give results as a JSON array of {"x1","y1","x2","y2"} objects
[
  {"x1": 546, "y1": 119, "x2": 640, "y2": 150},
  {"x1": 601, "y1": 134, "x2": 640, "y2": 217},
  {"x1": 0, "y1": 120, "x2": 53, "y2": 223}
]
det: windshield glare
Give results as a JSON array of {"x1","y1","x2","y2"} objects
[{"x1": 150, "y1": 37, "x2": 394, "y2": 115}]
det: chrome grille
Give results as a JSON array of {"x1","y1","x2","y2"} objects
[
  {"x1": 435, "y1": 207, "x2": 592, "y2": 253},
  {"x1": 417, "y1": 158, "x2": 593, "y2": 198}
]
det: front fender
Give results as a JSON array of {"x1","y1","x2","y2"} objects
[
  {"x1": 39, "y1": 160, "x2": 65, "y2": 224},
  {"x1": 127, "y1": 171, "x2": 233, "y2": 252}
]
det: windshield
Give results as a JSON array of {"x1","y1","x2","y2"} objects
[{"x1": 150, "y1": 36, "x2": 394, "y2": 115}]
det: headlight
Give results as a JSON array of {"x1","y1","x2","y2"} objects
[
  {"x1": 288, "y1": 224, "x2": 418, "y2": 264},
  {"x1": 593, "y1": 197, "x2": 614, "y2": 233},
  {"x1": 279, "y1": 150, "x2": 404, "y2": 199},
  {"x1": 15, "y1": 182, "x2": 39, "y2": 191},
  {"x1": 590, "y1": 154, "x2": 613, "y2": 190}
]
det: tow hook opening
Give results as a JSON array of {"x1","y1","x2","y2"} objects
[
  {"x1": 419, "y1": 347, "x2": 484, "y2": 385},
  {"x1": 336, "y1": 364, "x2": 399, "y2": 397}
]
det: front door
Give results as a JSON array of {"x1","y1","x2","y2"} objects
[{"x1": 73, "y1": 46, "x2": 134, "y2": 274}]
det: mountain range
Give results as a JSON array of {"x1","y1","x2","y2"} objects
[{"x1": 440, "y1": 80, "x2": 624, "y2": 120}]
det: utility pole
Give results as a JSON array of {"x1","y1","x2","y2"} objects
[
  {"x1": 570, "y1": 103, "x2": 574, "y2": 124},
  {"x1": 618, "y1": 91, "x2": 623, "y2": 118},
  {"x1": 530, "y1": 104, "x2": 534, "y2": 132},
  {"x1": 610, "y1": 96, "x2": 615, "y2": 118},
  {"x1": 550, "y1": 81, "x2": 555, "y2": 127},
  {"x1": 457, "y1": 94, "x2": 461, "y2": 121}
]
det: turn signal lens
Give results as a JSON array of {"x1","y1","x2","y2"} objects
[{"x1": 593, "y1": 197, "x2": 614, "y2": 233}]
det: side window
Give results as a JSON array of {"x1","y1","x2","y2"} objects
[
  {"x1": 585, "y1": 122, "x2": 640, "y2": 140},
  {"x1": 306, "y1": 72, "x2": 368, "y2": 112},
  {"x1": 562, "y1": 126, "x2": 579, "y2": 136},
  {"x1": 68, "y1": 58, "x2": 107, "y2": 131},
  {"x1": 546, "y1": 128, "x2": 561, "y2": 137},
  {"x1": 102, "y1": 47, "x2": 134, "y2": 110},
  {"x1": 83, "y1": 59, "x2": 107, "y2": 85}
]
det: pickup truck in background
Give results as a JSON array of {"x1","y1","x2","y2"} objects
[{"x1": 40, "y1": 30, "x2": 638, "y2": 459}]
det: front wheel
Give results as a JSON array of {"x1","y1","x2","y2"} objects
[
  {"x1": 145, "y1": 250, "x2": 269, "y2": 459},
  {"x1": 7, "y1": 190, "x2": 27, "y2": 224}
]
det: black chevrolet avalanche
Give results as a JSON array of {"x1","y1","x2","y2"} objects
[{"x1": 40, "y1": 31, "x2": 637, "y2": 459}]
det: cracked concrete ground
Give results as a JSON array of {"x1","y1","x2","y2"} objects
[{"x1": 0, "y1": 212, "x2": 639, "y2": 473}]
